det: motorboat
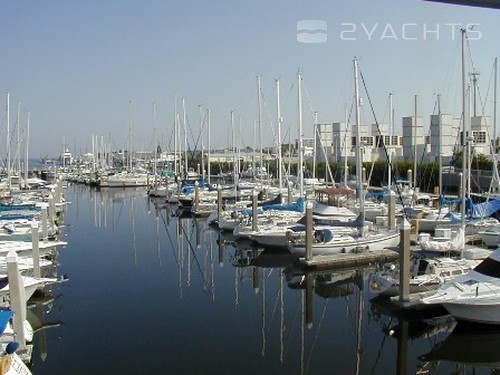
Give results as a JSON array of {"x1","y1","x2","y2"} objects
[
  {"x1": 370, "y1": 253, "x2": 481, "y2": 297},
  {"x1": 422, "y1": 248, "x2": 500, "y2": 324}
]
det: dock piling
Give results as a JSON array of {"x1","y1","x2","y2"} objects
[
  {"x1": 48, "y1": 193, "x2": 55, "y2": 231},
  {"x1": 388, "y1": 191, "x2": 396, "y2": 230},
  {"x1": 399, "y1": 218, "x2": 411, "y2": 302},
  {"x1": 217, "y1": 186, "x2": 222, "y2": 221},
  {"x1": 31, "y1": 222, "x2": 41, "y2": 278},
  {"x1": 252, "y1": 190, "x2": 258, "y2": 232},
  {"x1": 194, "y1": 181, "x2": 199, "y2": 212},
  {"x1": 41, "y1": 206, "x2": 48, "y2": 241},
  {"x1": 7, "y1": 250, "x2": 27, "y2": 351},
  {"x1": 305, "y1": 201, "x2": 313, "y2": 261}
]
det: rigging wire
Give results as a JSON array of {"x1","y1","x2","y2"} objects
[{"x1": 358, "y1": 67, "x2": 408, "y2": 218}]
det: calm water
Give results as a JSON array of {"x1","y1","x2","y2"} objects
[{"x1": 27, "y1": 184, "x2": 499, "y2": 374}]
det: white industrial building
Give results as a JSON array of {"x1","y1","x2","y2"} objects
[{"x1": 313, "y1": 113, "x2": 492, "y2": 164}]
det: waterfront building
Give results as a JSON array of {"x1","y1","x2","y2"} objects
[
  {"x1": 402, "y1": 115, "x2": 426, "y2": 162},
  {"x1": 470, "y1": 115, "x2": 492, "y2": 156},
  {"x1": 429, "y1": 113, "x2": 460, "y2": 164}
]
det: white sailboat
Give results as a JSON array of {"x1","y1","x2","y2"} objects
[{"x1": 288, "y1": 58, "x2": 400, "y2": 257}]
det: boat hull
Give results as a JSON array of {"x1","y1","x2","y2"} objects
[
  {"x1": 442, "y1": 302, "x2": 500, "y2": 325},
  {"x1": 289, "y1": 231, "x2": 400, "y2": 256}
]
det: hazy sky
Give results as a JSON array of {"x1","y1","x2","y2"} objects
[{"x1": 1, "y1": 0, "x2": 499, "y2": 158}]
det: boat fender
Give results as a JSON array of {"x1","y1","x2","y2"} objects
[
  {"x1": 0, "y1": 355, "x2": 11, "y2": 375},
  {"x1": 0, "y1": 341, "x2": 18, "y2": 375}
]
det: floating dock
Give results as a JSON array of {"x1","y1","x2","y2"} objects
[{"x1": 296, "y1": 248, "x2": 399, "y2": 271}]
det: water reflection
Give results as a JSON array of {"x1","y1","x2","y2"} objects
[
  {"x1": 419, "y1": 323, "x2": 500, "y2": 373},
  {"x1": 33, "y1": 185, "x2": 500, "y2": 374}
]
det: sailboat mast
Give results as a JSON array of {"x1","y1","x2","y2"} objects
[
  {"x1": 438, "y1": 94, "x2": 443, "y2": 196},
  {"x1": 257, "y1": 75, "x2": 263, "y2": 182},
  {"x1": 276, "y1": 78, "x2": 283, "y2": 193},
  {"x1": 388, "y1": 93, "x2": 393, "y2": 189},
  {"x1": 128, "y1": 100, "x2": 133, "y2": 172},
  {"x1": 16, "y1": 101, "x2": 21, "y2": 181},
  {"x1": 153, "y1": 101, "x2": 157, "y2": 186},
  {"x1": 199, "y1": 105, "x2": 204, "y2": 181},
  {"x1": 182, "y1": 98, "x2": 188, "y2": 178},
  {"x1": 353, "y1": 58, "x2": 364, "y2": 217},
  {"x1": 6, "y1": 93, "x2": 11, "y2": 191},
  {"x1": 297, "y1": 70, "x2": 304, "y2": 199},
  {"x1": 25, "y1": 111, "x2": 30, "y2": 187},
  {"x1": 461, "y1": 28, "x2": 469, "y2": 229},
  {"x1": 173, "y1": 94, "x2": 178, "y2": 177},
  {"x1": 413, "y1": 95, "x2": 418, "y2": 190},
  {"x1": 313, "y1": 111, "x2": 318, "y2": 180},
  {"x1": 344, "y1": 103, "x2": 348, "y2": 188},
  {"x1": 231, "y1": 111, "x2": 237, "y2": 188},
  {"x1": 494, "y1": 57, "x2": 498, "y2": 155},
  {"x1": 207, "y1": 108, "x2": 211, "y2": 185}
]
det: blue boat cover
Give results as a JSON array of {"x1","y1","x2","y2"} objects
[
  {"x1": 470, "y1": 199, "x2": 500, "y2": 218},
  {"x1": 0, "y1": 310, "x2": 13, "y2": 335},
  {"x1": 315, "y1": 213, "x2": 364, "y2": 228},
  {"x1": 262, "y1": 197, "x2": 304, "y2": 212},
  {"x1": 439, "y1": 196, "x2": 463, "y2": 206},
  {"x1": 444, "y1": 212, "x2": 463, "y2": 223}
]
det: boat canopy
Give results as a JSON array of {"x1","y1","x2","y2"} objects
[{"x1": 470, "y1": 199, "x2": 500, "y2": 218}]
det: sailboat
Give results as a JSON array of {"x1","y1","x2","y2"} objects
[
  {"x1": 288, "y1": 58, "x2": 400, "y2": 257},
  {"x1": 420, "y1": 30, "x2": 500, "y2": 324}
]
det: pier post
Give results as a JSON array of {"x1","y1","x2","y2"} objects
[
  {"x1": 194, "y1": 181, "x2": 199, "y2": 212},
  {"x1": 305, "y1": 201, "x2": 313, "y2": 261},
  {"x1": 53, "y1": 181, "x2": 59, "y2": 204},
  {"x1": 31, "y1": 222, "x2": 41, "y2": 278},
  {"x1": 287, "y1": 182, "x2": 292, "y2": 205},
  {"x1": 388, "y1": 191, "x2": 396, "y2": 230},
  {"x1": 41, "y1": 206, "x2": 48, "y2": 241},
  {"x1": 56, "y1": 179, "x2": 63, "y2": 204},
  {"x1": 48, "y1": 193, "x2": 55, "y2": 231},
  {"x1": 7, "y1": 250, "x2": 27, "y2": 351},
  {"x1": 399, "y1": 219, "x2": 411, "y2": 302},
  {"x1": 217, "y1": 186, "x2": 222, "y2": 224},
  {"x1": 252, "y1": 190, "x2": 258, "y2": 232}
]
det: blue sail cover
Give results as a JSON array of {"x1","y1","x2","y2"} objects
[
  {"x1": 262, "y1": 197, "x2": 304, "y2": 212},
  {"x1": 470, "y1": 199, "x2": 500, "y2": 218},
  {"x1": 444, "y1": 212, "x2": 462, "y2": 223},
  {"x1": 315, "y1": 213, "x2": 364, "y2": 228},
  {"x1": 439, "y1": 196, "x2": 463, "y2": 206},
  {"x1": 0, "y1": 204, "x2": 37, "y2": 212},
  {"x1": 0, "y1": 310, "x2": 13, "y2": 335}
]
